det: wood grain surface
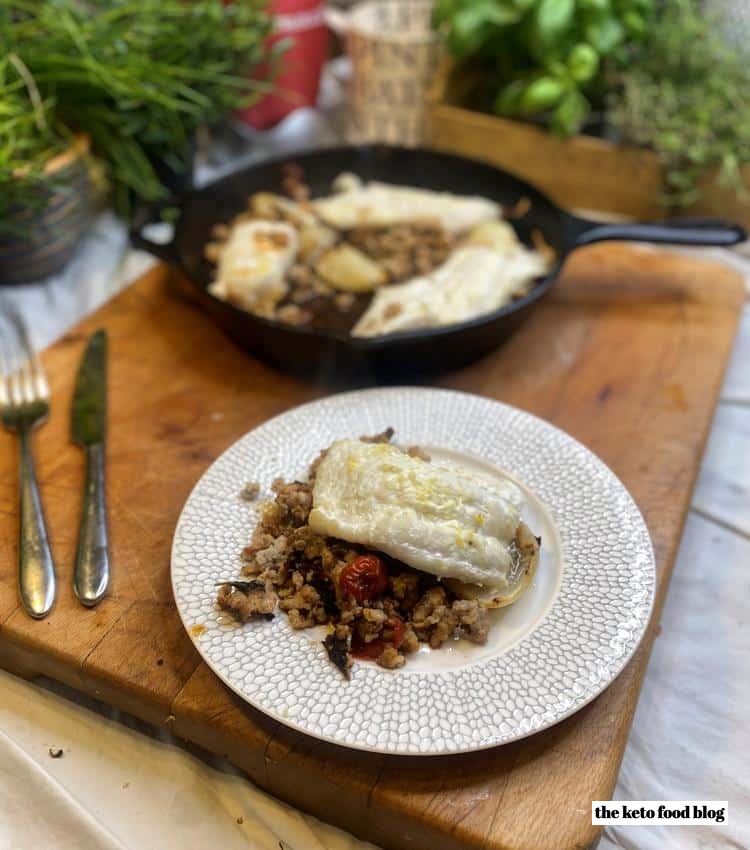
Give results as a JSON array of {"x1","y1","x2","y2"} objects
[{"x1": 0, "y1": 243, "x2": 744, "y2": 850}]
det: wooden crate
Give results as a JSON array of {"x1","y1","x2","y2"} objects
[{"x1": 428, "y1": 101, "x2": 750, "y2": 227}]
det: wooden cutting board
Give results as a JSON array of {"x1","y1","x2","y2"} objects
[{"x1": 0, "y1": 244, "x2": 744, "y2": 850}]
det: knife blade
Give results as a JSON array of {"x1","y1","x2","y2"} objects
[{"x1": 71, "y1": 329, "x2": 109, "y2": 606}]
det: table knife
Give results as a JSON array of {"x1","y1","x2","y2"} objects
[{"x1": 71, "y1": 329, "x2": 109, "y2": 606}]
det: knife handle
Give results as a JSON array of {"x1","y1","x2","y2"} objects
[
  {"x1": 18, "y1": 427, "x2": 57, "y2": 618},
  {"x1": 74, "y1": 442, "x2": 109, "y2": 607}
]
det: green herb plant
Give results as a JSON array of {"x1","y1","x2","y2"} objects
[
  {"x1": 1, "y1": 0, "x2": 276, "y2": 218},
  {"x1": 0, "y1": 52, "x2": 69, "y2": 230},
  {"x1": 608, "y1": 0, "x2": 750, "y2": 207},
  {"x1": 433, "y1": 0, "x2": 653, "y2": 135}
]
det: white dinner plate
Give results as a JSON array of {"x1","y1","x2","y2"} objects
[{"x1": 171, "y1": 387, "x2": 655, "y2": 755}]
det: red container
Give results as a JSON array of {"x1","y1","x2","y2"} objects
[{"x1": 238, "y1": 0, "x2": 329, "y2": 129}]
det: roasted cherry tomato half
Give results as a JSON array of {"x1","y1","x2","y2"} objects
[{"x1": 339, "y1": 554, "x2": 388, "y2": 603}]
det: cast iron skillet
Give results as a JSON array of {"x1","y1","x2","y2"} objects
[{"x1": 131, "y1": 145, "x2": 746, "y2": 377}]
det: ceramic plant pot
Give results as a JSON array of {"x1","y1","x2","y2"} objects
[{"x1": 0, "y1": 135, "x2": 94, "y2": 285}]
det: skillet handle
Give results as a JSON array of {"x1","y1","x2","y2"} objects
[
  {"x1": 569, "y1": 216, "x2": 747, "y2": 248},
  {"x1": 129, "y1": 203, "x2": 180, "y2": 265}
]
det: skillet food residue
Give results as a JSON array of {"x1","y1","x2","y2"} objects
[{"x1": 204, "y1": 170, "x2": 551, "y2": 337}]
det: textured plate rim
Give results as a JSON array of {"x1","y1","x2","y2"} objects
[{"x1": 171, "y1": 387, "x2": 656, "y2": 755}]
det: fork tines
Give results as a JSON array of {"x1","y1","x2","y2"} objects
[{"x1": 0, "y1": 312, "x2": 50, "y2": 411}]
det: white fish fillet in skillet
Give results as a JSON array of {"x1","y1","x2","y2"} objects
[{"x1": 312, "y1": 181, "x2": 501, "y2": 234}]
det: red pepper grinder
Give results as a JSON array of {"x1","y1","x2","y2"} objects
[{"x1": 238, "y1": 0, "x2": 329, "y2": 129}]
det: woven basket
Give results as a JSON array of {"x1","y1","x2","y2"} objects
[{"x1": 329, "y1": 0, "x2": 443, "y2": 146}]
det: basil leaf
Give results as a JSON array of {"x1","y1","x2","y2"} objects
[
  {"x1": 450, "y1": 2, "x2": 521, "y2": 57},
  {"x1": 552, "y1": 90, "x2": 590, "y2": 136},
  {"x1": 585, "y1": 14, "x2": 625, "y2": 54},
  {"x1": 525, "y1": 0, "x2": 575, "y2": 62},
  {"x1": 567, "y1": 43, "x2": 599, "y2": 82},
  {"x1": 519, "y1": 76, "x2": 567, "y2": 116},
  {"x1": 533, "y1": 0, "x2": 575, "y2": 48},
  {"x1": 493, "y1": 78, "x2": 529, "y2": 116}
]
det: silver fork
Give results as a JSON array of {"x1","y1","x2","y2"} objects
[{"x1": 0, "y1": 313, "x2": 57, "y2": 618}]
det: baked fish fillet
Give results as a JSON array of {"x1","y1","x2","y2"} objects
[
  {"x1": 208, "y1": 220, "x2": 297, "y2": 316},
  {"x1": 351, "y1": 244, "x2": 548, "y2": 338},
  {"x1": 312, "y1": 181, "x2": 500, "y2": 234},
  {"x1": 309, "y1": 439, "x2": 538, "y2": 602}
]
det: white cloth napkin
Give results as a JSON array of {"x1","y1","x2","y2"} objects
[{"x1": 0, "y1": 672, "x2": 373, "y2": 850}]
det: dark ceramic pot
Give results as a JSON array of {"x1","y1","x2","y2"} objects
[{"x1": 0, "y1": 135, "x2": 94, "y2": 286}]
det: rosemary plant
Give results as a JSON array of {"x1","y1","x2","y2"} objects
[{"x1": 1, "y1": 0, "x2": 276, "y2": 219}]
